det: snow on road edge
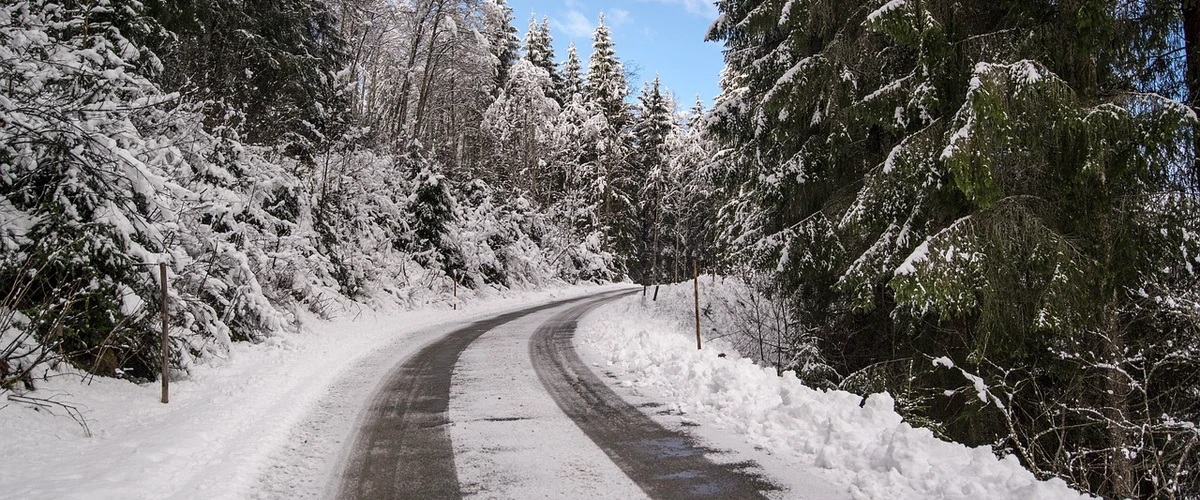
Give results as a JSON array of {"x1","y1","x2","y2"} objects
[
  {"x1": 0, "y1": 282, "x2": 627, "y2": 500},
  {"x1": 576, "y1": 286, "x2": 1091, "y2": 500}
]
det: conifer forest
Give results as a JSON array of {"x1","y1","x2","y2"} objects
[{"x1": 2, "y1": 0, "x2": 1200, "y2": 498}]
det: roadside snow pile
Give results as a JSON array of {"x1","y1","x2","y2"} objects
[
  {"x1": 0, "y1": 283, "x2": 624, "y2": 500},
  {"x1": 630, "y1": 276, "x2": 837, "y2": 385},
  {"x1": 577, "y1": 283, "x2": 1090, "y2": 500}
]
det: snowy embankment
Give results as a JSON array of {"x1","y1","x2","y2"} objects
[
  {"x1": 577, "y1": 280, "x2": 1090, "y2": 500},
  {"x1": 0, "y1": 283, "x2": 624, "y2": 500}
]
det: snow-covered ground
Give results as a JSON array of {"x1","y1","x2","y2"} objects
[
  {"x1": 4, "y1": 278, "x2": 1091, "y2": 500},
  {"x1": 0, "y1": 283, "x2": 626, "y2": 500},
  {"x1": 449, "y1": 305, "x2": 647, "y2": 499},
  {"x1": 576, "y1": 280, "x2": 1091, "y2": 500}
]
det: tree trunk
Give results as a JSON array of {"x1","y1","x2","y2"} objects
[
  {"x1": 396, "y1": 1, "x2": 439, "y2": 146},
  {"x1": 1102, "y1": 294, "x2": 1134, "y2": 499},
  {"x1": 651, "y1": 222, "x2": 660, "y2": 284},
  {"x1": 412, "y1": 6, "x2": 446, "y2": 142},
  {"x1": 1183, "y1": 0, "x2": 1200, "y2": 192},
  {"x1": 673, "y1": 227, "x2": 680, "y2": 283}
]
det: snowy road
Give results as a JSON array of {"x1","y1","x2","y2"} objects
[
  {"x1": 1, "y1": 282, "x2": 1089, "y2": 500},
  {"x1": 335, "y1": 289, "x2": 775, "y2": 499},
  {"x1": 530, "y1": 298, "x2": 773, "y2": 499}
]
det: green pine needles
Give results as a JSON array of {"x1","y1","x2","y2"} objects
[{"x1": 709, "y1": 0, "x2": 1200, "y2": 496}]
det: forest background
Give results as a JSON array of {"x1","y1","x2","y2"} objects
[{"x1": 1, "y1": 1, "x2": 1199, "y2": 498}]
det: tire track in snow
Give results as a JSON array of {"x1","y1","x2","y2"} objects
[
  {"x1": 531, "y1": 298, "x2": 776, "y2": 499},
  {"x1": 336, "y1": 289, "x2": 632, "y2": 500}
]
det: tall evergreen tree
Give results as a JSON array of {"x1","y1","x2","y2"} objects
[
  {"x1": 560, "y1": 41, "x2": 585, "y2": 99},
  {"x1": 523, "y1": 15, "x2": 561, "y2": 103},
  {"x1": 629, "y1": 76, "x2": 676, "y2": 283},
  {"x1": 583, "y1": 12, "x2": 633, "y2": 266},
  {"x1": 483, "y1": 0, "x2": 521, "y2": 96},
  {"x1": 585, "y1": 13, "x2": 631, "y2": 131},
  {"x1": 708, "y1": 0, "x2": 1200, "y2": 497}
]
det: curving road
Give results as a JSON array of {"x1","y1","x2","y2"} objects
[
  {"x1": 335, "y1": 289, "x2": 775, "y2": 499},
  {"x1": 530, "y1": 298, "x2": 773, "y2": 499}
]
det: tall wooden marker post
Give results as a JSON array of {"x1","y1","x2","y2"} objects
[
  {"x1": 159, "y1": 262, "x2": 169, "y2": 404},
  {"x1": 693, "y1": 259, "x2": 701, "y2": 350}
]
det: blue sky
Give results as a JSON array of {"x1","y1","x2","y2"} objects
[{"x1": 505, "y1": 0, "x2": 725, "y2": 108}]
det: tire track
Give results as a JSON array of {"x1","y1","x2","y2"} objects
[
  {"x1": 336, "y1": 290, "x2": 632, "y2": 500},
  {"x1": 530, "y1": 297, "x2": 775, "y2": 500}
]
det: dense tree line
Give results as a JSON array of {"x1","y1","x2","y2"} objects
[
  {"x1": 0, "y1": 1, "x2": 712, "y2": 390},
  {"x1": 706, "y1": 0, "x2": 1200, "y2": 497},
  {"x1": 14, "y1": 0, "x2": 1197, "y2": 497}
]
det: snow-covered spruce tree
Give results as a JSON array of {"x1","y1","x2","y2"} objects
[
  {"x1": 583, "y1": 12, "x2": 633, "y2": 273},
  {"x1": 482, "y1": 0, "x2": 520, "y2": 96},
  {"x1": 843, "y1": 3, "x2": 1200, "y2": 496},
  {"x1": 706, "y1": 0, "x2": 862, "y2": 380},
  {"x1": 560, "y1": 41, "x2": 584, "y2": 100},
  {"x1": 483, "y1": 59, "x2": 561, "y2": 200},
  {"x1": 709, "y1": 0, "x2": 1200, "y2": 497},
  {"x1": 148, "y1": 0, "x2": 349, "y2": 157},
  {"x1": 523, "y1": 15, "x2": 561, "y2": 104},
  {"x1": 629, "y1": 76, "x2": 677, "y2": 284},
  {"x1": 400, "y1": 145, "x2": 466, "y2": 278}
]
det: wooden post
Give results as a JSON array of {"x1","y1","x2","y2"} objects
[
  {"x1": 653, "y1": 285, "x2": 659, "y2": 301},
  {"x1": 672, "y1": 231, "x2": 679, "y2": 283},
  {"x1": 693, "y1": 259, "x2": 701, "y2": 350},
  {"x1": 651, "y1": 223, "x2": 660, "y2": 285},
  {"x1": 452, "y1": 273, "x2": 457, "y2": 310},
  {"x1": 159, "y1": 262, "x2": 169, "y2": 404}
]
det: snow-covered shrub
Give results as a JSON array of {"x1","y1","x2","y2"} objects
[
  {"x1": 0, "y1": 0, "x2": 620, "y2": 386},
  {"x1": 0, "y1": 1, "x2": 285, "y2": 378},
  {"x1": 0, "y1": 0, "x2": 181, "y2": 378},
  {"x1": 630, "y1": 275, "x2": 835, "y2": 387}
]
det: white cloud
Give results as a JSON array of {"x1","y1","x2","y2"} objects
[
  {"x1": 553, "y1": 9, "x2": 595, "y2": 39},
  {"x1": 608, "y1": 8, "x2": 632, "y2": 26},
  {"x1": 551, "y1": 6, "x2": 631, "y2": 40},
  {"x1": 641, "y1": 0, "x2": 719, "y2": 19}
]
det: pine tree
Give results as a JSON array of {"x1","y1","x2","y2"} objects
[
  {"x1": 582, "y1": 12, "x2": 633, "y2": 269},
  {"x1": 629, "y1": 76, "x2": 677, "y2": 283},
  {"x1": 708, "y1": 0, "x2": 1200, "y2": 496},
  {"x1": 402, "y1": 146, "x2": 465, "y2": 276},
  {"x1": 585, "y1": 13, "x2": 631, "y2": 131},
  {"x1": 560, "y1": 41, "x2": 585, "y2": 99},
  {"x1": 483, "y1": 0, "x2": 521, "y2": 95},
  {"x1": 523, "y1": 16, "x2": 562, "y2": 103}
]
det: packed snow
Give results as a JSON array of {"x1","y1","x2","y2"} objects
[
  {"x1": 0, "y1": 283, "x2": 625, "y2": 500},
  {"x1": 4, "y1": 277, "x2": 1092, "y2": 500}
]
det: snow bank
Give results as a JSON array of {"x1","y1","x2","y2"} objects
[
  {"x1": 577, "y1": 283, "x2": 1090, "y2": 500},
  {"x1": 0, "y1": 283, "x2": 625, "y2": 500}
]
